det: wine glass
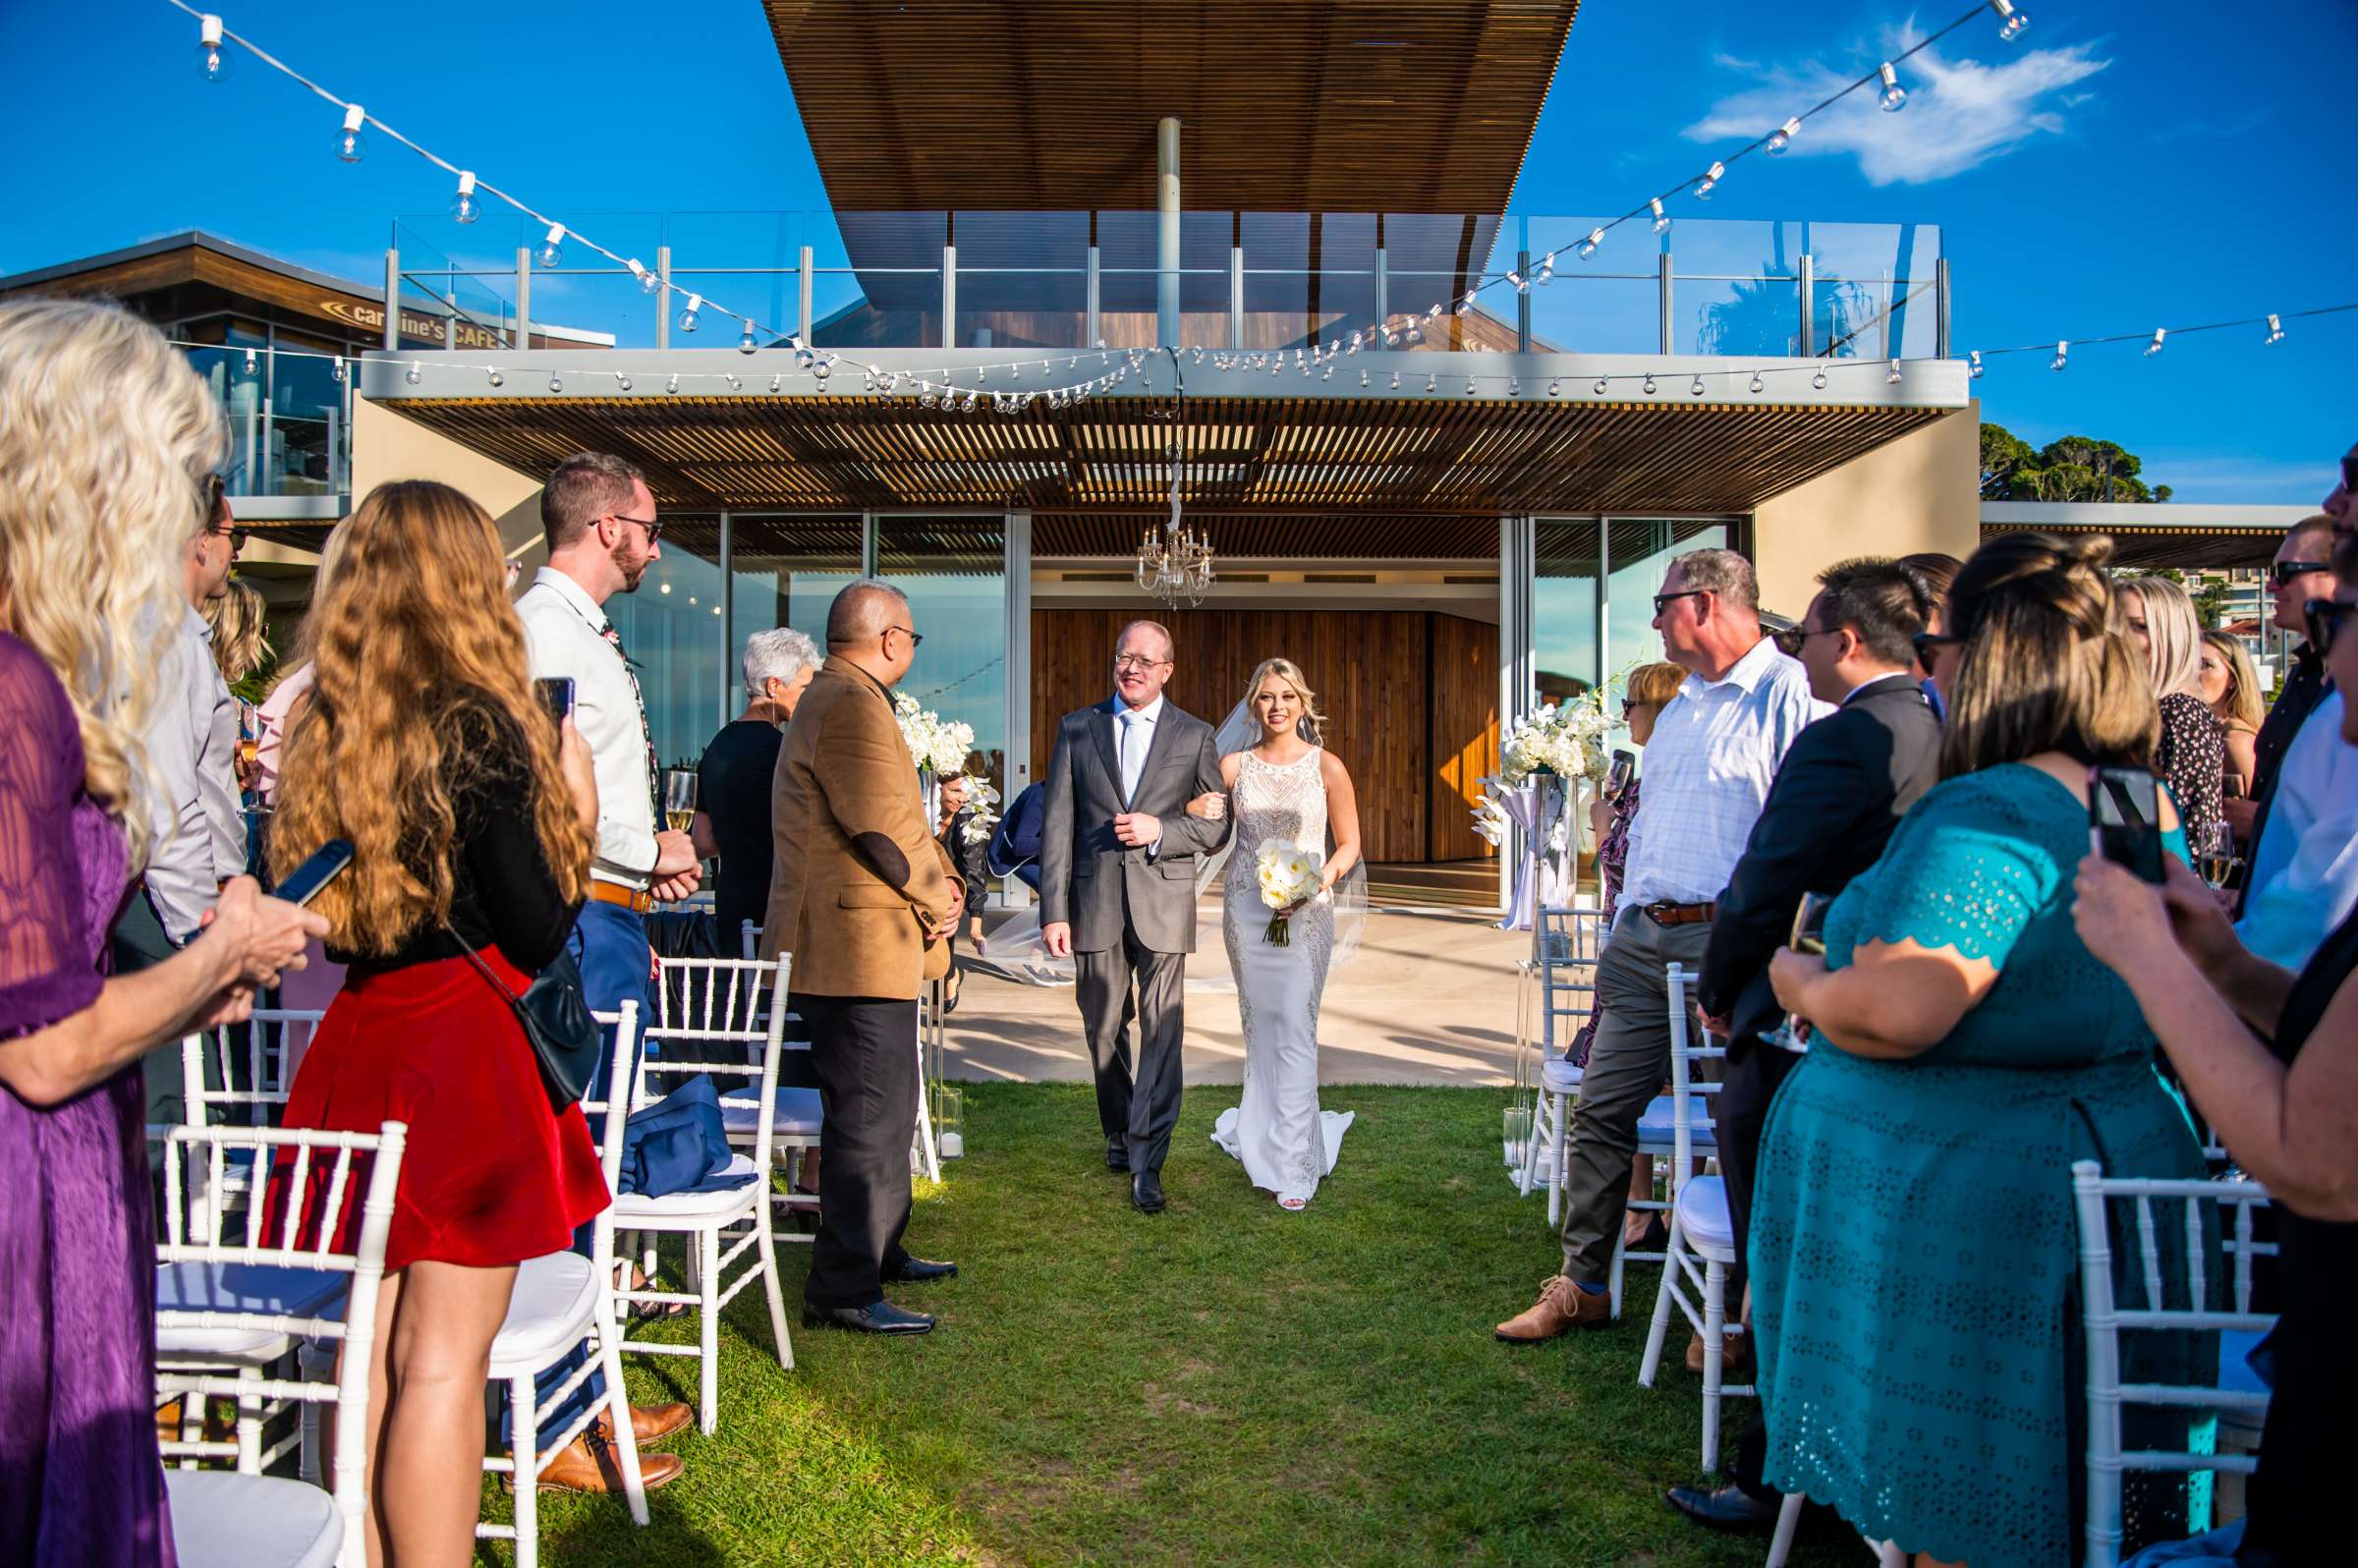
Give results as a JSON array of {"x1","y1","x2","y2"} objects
[
  {"x1": 2199, "y1": 820, "x2": 2243, "y2": 890},
  {"x1": 1761, "y1": 891, "x2": 1834, "y2": 1053},
  {"x1": 662, "y1": 768, "x2": 699, "y2": 836}
]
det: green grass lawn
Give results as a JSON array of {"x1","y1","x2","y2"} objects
[{"x1": 507, "y1": 1083, "x2": 1852, "y2": 1566}]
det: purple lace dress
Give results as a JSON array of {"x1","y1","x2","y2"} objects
[{"x1": 0, "y1": 634, "x2": 175, "y2": 1565}]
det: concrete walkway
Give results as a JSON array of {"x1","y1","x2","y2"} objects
[{"x1": 944, "y1": 898, "x2": 1531, "y2": 1088}]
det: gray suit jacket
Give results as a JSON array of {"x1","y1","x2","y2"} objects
[{"x1": 1039, "y1": 697, "x2": 1232, "y2": 954}]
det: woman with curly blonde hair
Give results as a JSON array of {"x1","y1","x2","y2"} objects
[
  {"x1": 0, "y1": 297, "x2": 323, "y2": 1565},
  {"x1": 263, "y1": 478, "x2": 609, "y2": 1562}
]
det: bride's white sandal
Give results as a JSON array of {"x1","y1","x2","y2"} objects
[{"x1": 1277, "y1": 1194, "x2": 1309, "y2": 1211}]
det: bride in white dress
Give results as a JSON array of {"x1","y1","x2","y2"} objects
[{"x1": 1199, "y1": 659, "x2": 1364, "y2": 1210}]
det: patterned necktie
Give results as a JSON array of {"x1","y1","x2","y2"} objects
[{"x1": 598, "y1": 620, "x2": 662, "y2": 818}]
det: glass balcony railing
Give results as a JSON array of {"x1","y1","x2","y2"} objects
[{"x1": 387, "y1": 210, "x2": 1946, "y2": 362}]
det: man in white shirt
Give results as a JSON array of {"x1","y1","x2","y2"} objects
[{"x1": 1498, "y1": 548, "x2": 1829, "y2": 1342}]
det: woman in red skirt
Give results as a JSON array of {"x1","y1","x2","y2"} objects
[{"x1": 266, "y1": 479, "x2": 606, "y2": 1565}]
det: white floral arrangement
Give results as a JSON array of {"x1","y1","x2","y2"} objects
[
  {"x1": 1471, "y1": 795, "x2": 1511, "y2": 848},
  {"x1": 893, "y1": 692, "x2": 977, "y2": 776},
  {"x1": 1495, "y1": 690, "x2": 1613, "y2": 786},
  {"x1": 957, "y1": 777, "x2": 1003, "y2": 846},
  {"x1": 1254, "y1": 838, "x2": 1321, "y2": 947}
]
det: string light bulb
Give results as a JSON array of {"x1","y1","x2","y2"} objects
[
  {"x1": 615, "y1": 372, "x2": 632, "y2": 392},
  {"x1": 1968, "y1": 350, "x2": 1985, "y2": 379},
  {"x1": 664, "y1": 373, "x2": 679, "y2": 395},
  {"x1": 535, "y1": 224, "x2": 565, "y2": 268},
  {"x1": 2265, "y1": 313, "x2": 2285, "y2": 345},
  {"x1": 1389, "y1": 371, "x2": 1401, "y2": 391},
  {"x1": 1534, "y1": 252, "x2": 1555, "y2": 286},
  {"x1": 1691, "y1": 374, "x2": 1707, "y2": 396},
  {"x1": 333, "y1": 103, "x2": 368, "y2": 162},
  {"x1": 1642, "y1": 374, "x2": 1657, "y2": 395},
  {"x1": 2144, "y1": 328, "x2": 2166, "y2": 358},
  {"x1": 1548, "y1": 378, "x2": 1562, "y2": 397},
  {"x1": 1466, "y1": 376, "x2": 1480, "y2": 396},
  {"x1": 1991, "y1": 0, "x2": 2029, "y2": 42},
  {"x1": 486, "y1": 367, "x2": 503, "y2": 388},
  {"x1": 242, "y1": 348, "x2": 256, "y2": 374},
  {"x1": 1650, "y1": 197, "x2": 1671, "y2": 235},
  {"x1": 1426, "y1": 373, "x2": 1438, "y2": 393},
  {"x1": 768, "y1": 374, "x2": 781, "y2": 393},
  {"x1": 2050, "y1": 339, "x2": 2070, "y2": 371},
  {"x1": 628, "y1": 259, "x2": 659, "y2": 295},
  {"x1": 676, "y1": 295, "x2": 702, "y2": 334},
  {"x1": 329, "y1": 355, "x2": 346, "y2": 384},
  {"x1": 405, "y1": 363, "x2": 421, "y2": 385},
  {"x1": 1593, "y1": 377, "x2": 1607, "y2": 395},
  {"x1": 1886, "y1": 360, "x2": 1903, "y2": 385},
  {"x1": 1878, "y1": 63, "x2": 1907, "y2": 112},
  {"x1": 1749, "y1": 371, "x2": 1765, "y2": 394},
  {"x1": 1695, "y1": 161, "x2": 1725, "y2": 200},
  {"x1": 196, "y1": 14, "x2": 234, "y2": 82},
  {"x1": 1767, "y1": 116, "x2": 1800, "y2": 155},
  {"x1": 1812, "y1": 367, "x2": 1828, "y2": 389},
  {"x1": 739, "y1": 321, "x2": 758, "y2": 355},
  {"x1": 547, "y1": 371, "x2": 563, "y2": 393},
  {"x1": 1578, "y1": 227, "x2": 1604, "y2": 260},
  {"x1": 449, "y1": 171, "x2": 481, "y2": 225}
]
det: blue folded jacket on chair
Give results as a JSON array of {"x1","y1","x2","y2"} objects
[{"x1": 619, "y1": 1075, "x2": 743, "y2": 1198}]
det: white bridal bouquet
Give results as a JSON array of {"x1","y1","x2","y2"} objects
[
  {"x1": 893, "y1": 692, "x2": 977, "y2": 777},
  {"x1": 1254, "y1": 838, "x2": 1321, "y2": 947}
]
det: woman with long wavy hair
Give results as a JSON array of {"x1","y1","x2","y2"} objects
[
  {"x1": 0, "y1": 297, "x2": 323, "y2": 1565},
  {"x1": 266, "y1": 479, "x2": 605, "y2": 1565}
]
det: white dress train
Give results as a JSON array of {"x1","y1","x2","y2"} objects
[{"x1": 1209, "y1": 748, "x2": 1354, "y2": 1205}]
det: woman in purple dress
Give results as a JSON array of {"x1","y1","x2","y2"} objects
[{"x1": 0, "y1": 298, "x2": 324, "y2": 1566}]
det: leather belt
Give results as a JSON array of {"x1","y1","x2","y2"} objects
[
  {"x1": 1644, "y1": 900, "x2": 1717, "y2": 926},
  {"x1": 590, "y1": 881, "x2": 653, "y2": 915}
]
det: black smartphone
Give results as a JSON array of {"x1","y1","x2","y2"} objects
[
  {"x1": 274, "y1": 838, "x2": 355, "y2": 907},
  {"x1": 2090, "y1": 766, "x2": 2165, "y2": 884},
  {"x1": 1605, "y1": 749, "x2": 1636, "y2": 800},
  {"x1": 534, "y1": 676, "x2": 576, "y2": 723}
]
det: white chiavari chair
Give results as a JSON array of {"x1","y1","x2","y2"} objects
[
  {"x1": 177, "y1": 1009, "x2": 324, "y2": 1243},
  {"x1": 1514, "y1": 903, "x2": 1600, "y2": 1216},
  {"x1": 655, "y1": 955, "x2": 824, "y2": 1253}
]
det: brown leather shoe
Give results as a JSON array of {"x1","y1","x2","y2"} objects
[
  {"x1": 1686, "y1": 1324, "x2": 1753, "y2": 1378},
  {"x1": 518, "y1": 1431, "x2": 685, "y2": 1495},
  {"x1": 591, "y1": 1401, "x2": 692, "y2": 1448},
  {"x1": 1493, "y1": 1276, "x2": 1611, "y2": 1342}
]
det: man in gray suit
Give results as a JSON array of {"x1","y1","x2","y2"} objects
[{"x1": 1040, "y1": 619, "x2": 1232, "y2": 1213}]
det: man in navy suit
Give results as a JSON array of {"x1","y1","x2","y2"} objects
[{"x1": 1672, "y1": 556, "x2": 1944, "y2": 1535}]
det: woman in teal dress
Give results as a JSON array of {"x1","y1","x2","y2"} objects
[{"x1": 1755, "y1": 532, "x2": 2212, "y2": 1568}]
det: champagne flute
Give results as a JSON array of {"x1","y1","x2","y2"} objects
[
  {"x1": 1762, "y1": 891, "x2": 1834, "y2": 1052},
  {"x1": 2199, "y1": 820, "x2": 2243, "y2": 889},
  {"x1": 662, "y1": 768, "x2": 699, "y2": 836}
]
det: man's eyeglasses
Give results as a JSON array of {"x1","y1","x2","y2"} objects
[
  {"x1": 1911, "y1": 632, "x2": 1963, "y2": 665},
  {"x1": 1113, "y1": 653, "x2": 1169, "y2": 671},
  {"x1": 886, "y1": 624, "x2": 925, "y2": 649},
  {"x1": 2271, "y1": 561, "x2": 2332, "y2": 588},
  {"x1": 1652, "y1": 588, "x2": 1709, "y2": 616},
  {"x1": 2305, "y1": 597, "x2": 2355, "y2": 658},
  {"x1": 608, "y1": 512, "x2": 665, "y2": 546},
  {"x1": 1769, "y1": 625, "x2": 1840, "y2": 657}
]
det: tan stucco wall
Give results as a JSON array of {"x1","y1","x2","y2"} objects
[
  {"x1": 1750, "y1": 402, "x2": 1982, "y2": 617},
  {"x1": 350, "y1": 395, "x2": 548, "y2": 566}
]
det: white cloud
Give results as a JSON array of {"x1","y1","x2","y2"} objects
[{"x1": 1683, "y1": 24, "x2": 2110, "y2": 187}]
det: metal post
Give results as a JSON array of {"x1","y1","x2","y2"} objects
[
  {"x1": 655, "y1": 245, "x2": 671, "y2": 349},
  {"x1": 860, "y1": 511, "x2": 877, "y2": 579},
  {"x1": 1156, "y1": 117, "x2": 1181, "y2": 349},
  {"x1": 942, "y1": 244, "x2": 958, "y2": 349},
  {"x1": 1657, "y1": 253, "x2": 1674, "y2": 356},
  {"x1": 1935, "y1": 256, "x2": 1951, "y2": 361},
  {"x1": 381, "y1": 249, "x2": 400, "y2": 350},
  {"x1": 1087, "y1": 246, "x2": 1102, "y2": 349},
  {"x1": 1878, "y1": 270, "x2": 1891, "y2": 363},
  {"x1": 1228, "y1": 245, "x2": 1245, "y2": 350},
  {"x1": 1375, "y1": 246, "x2": 1388, "y2": 329},
  {"x1": 1516, "y1": 249, "x2": 1533, "y2": 350},
  {"x1": 515, "y1": 248, "x2": 532, "y2": 350},
  {"x1": 797, "y1": 245, "x2": 814, "y2": 345},
  {"x1": 1004, "y1": 509, "x2": 1034, "y2": 901},
  {"x1": 1798, "y1": 253, "x2": 1815, "y2": 358},
  {"x1": 443, "y1": 308, "x2": 455, "y2": 349},
  {"x1": 717, "y1": 510, "x2": 733, "y2": 732}
]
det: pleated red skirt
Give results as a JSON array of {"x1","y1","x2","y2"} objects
[{"x1": 267, "y1": 949, "x2": 609, "y2": 1272}]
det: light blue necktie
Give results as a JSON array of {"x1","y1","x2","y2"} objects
[{"x1": 1120, "y1": 710, "x2": 1148, "y2": 805}]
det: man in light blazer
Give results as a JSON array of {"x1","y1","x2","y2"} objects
[
  {"x1": 1039, "y1": 619, "x2": 1232, "y2": 1213},
  {"x1": 763, "y1": 579, "x2": 964, "y2": 1336}
]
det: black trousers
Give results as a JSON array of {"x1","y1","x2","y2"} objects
[
  {"x1": 797, "y1": 993, "x2": 919, "y2": 1310},
  {"x1": 1717, "y1": 1038, "x2": 1805, "y2": 1505},
  {"x1": 1074, "y1": 926, "x2": 1187, "y2": 1173}
]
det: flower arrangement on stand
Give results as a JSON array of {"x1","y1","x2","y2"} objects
[
  {"x1": 1473, "y1": 689, "x2": 1614, "y2": 861},
  {"x1": 894, "y1": 692, "x2": 978, "y2": 821}
]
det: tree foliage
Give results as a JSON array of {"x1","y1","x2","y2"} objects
[{"x1": 1980, "y1": 421, "x2": 2163, "y2": 502}]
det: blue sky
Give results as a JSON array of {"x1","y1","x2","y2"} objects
[{"x1": 4, "y1": 0, "x2": 2351, "y2": 502}]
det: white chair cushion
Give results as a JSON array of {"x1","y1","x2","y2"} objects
[
  {"x1": 1635, "y1": 1094, "x2": 1716, "y2": 1150},
  {"x1": 719, "y1": 1086, "x2": 824, "y2": 1137},
  {"x1": 155, "y1": 1262, "x2": 347, "y2": 1360},
  {"x1": 487, "y1": 1252, "x2": 600, "y2": 1377},
  {"x1": 609, "y1": 1153, "x2": 761, "y2": 1221},
  {"x1": 1540, "y1": 1058, "x2": 1584, "y2": 1092},
  {"x1": 1674, "y1": 1174, "x2": 1738, "y2": 1262},
  {"x1": 166, "y1": 1469, "x2": 342, "y2": 1568}
]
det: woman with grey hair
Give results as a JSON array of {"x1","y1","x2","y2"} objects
[
  {"x1": 2120, "y1": 574, "x2": 2226, "y2": 855},
  {"x1": 694, "y1": 626, "x2": 823, "y2": 948}
]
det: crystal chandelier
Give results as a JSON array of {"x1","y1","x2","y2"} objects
[{"x1": 1135, "y1": 439, "x2": 1212, "y2": 607}]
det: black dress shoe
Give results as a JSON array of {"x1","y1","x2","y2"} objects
[
  {"x1": 883, "y1": 1257, "x2": 958, "y2": 1284},
  {"x1": 802, "y1": 1300, "x2": 935, "y2": 1335},
  {"x1": 1664, "y1": 1484, "x2": 1781, "y2": 1533},
  {"x1": 1132, "y1": 1169, "x2": 1166, "y2": 1213},
  {"x1": 1105, "y1": 1141, "x2": 1130, "y2": 1173}
]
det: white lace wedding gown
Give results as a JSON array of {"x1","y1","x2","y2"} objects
[{"x1": 1209, "y1": 749, "x2": 1355, "y2": 1206}]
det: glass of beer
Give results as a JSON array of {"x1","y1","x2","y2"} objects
[{"x1": 662, "y1": 768, "x2": 699, "y2": 835}]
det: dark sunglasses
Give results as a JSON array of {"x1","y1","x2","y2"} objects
[
  {"x1": 1652, "y1": 588, "x2": 1709, "y2": 616},
  {"x1": 2305, "y1": 597, "x2": 2355, "y2": 658},
  {"x1": 2272, "y1": 560, "x2": 2332, "y2": 588},
  {"x1": 1769, "y1": 625, "x2": 1841, "y2": 657},
  {"x1": 1911, "y1": 631, "x2": 1963, "y2": 665}
]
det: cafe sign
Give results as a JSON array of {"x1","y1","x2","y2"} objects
[{"x1": 317, "y1": 295, "x2": 508, "y2": 350}]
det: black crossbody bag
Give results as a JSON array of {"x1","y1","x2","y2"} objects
[{"x1": 447, "y1": 927, "x2": 604, "y2": 1110}]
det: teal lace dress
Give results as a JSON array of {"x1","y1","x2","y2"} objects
[{"x1": 1750, "y1": 764, "x2": 2212, "y2": 1568}]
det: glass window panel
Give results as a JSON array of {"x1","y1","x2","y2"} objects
[
  {"x1": 1535, "y1": 518, "x2": 1600, "y2": 705},
  {"x1": 725, "y1": 515, "x2": 863, "y2": 720},
  {"x1": 1604, "y1": 518, "x2": 1733, "y2": 683},
  {"x1": 267, "y1": 330, "x2": 348, "y2": 497},
  {"x1": 183, "y1": 320, "x2": 269, "y2": 496},
  {"x1": 877, "y1": 517, "x2": 1006, "y2": 790},
  {"x1": 608, "y1": 514, "x2": 726, "y2": 771}
]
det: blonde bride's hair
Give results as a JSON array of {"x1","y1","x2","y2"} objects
[
  {"x1": 0, "y1": 298, "x2": 224, "y2": 865},
  {"x1": 1242, "y1": 657, "x2": 1326, "y2": 745}
]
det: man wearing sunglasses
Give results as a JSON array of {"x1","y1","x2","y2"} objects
[{"x1": 2228, "y1": 518, "x2": 2342, "y2": 903}]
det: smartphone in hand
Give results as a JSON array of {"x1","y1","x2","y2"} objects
[
  {"x1": 534, "y1": 677, "x2": 576, "y2": 724},
  {"x1": 2089, "y1": 766, "x2": 2165, "y2": 884},
  {"x1": 1605, "y1": 749, "x2": 1636, "y2": 801},
  {"x1": 274, "y1": 838, "x2": 356, "y2": 906}
]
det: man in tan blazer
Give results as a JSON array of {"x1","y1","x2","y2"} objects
[{"x1": 763, "y1": 579, "x2": 964, "y2": 1335}]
